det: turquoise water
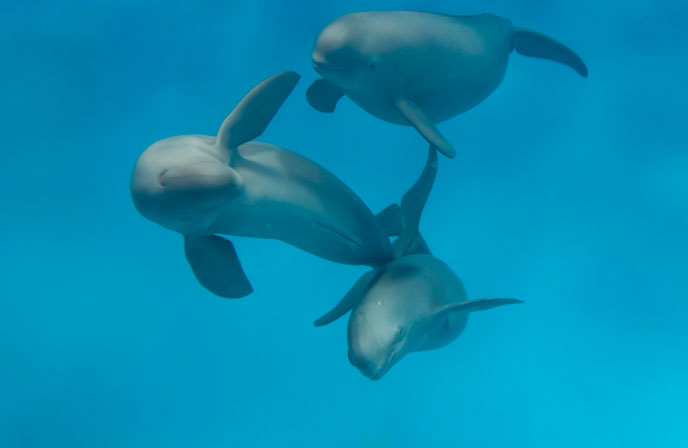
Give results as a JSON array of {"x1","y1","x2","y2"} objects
[{"x1": 2, "y1": 1, "x2": 687, "y2": 447}]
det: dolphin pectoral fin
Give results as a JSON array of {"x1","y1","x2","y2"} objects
[
  {"x1": 184, "y1": 235, "x2": 253, "y2": 298},
  {"x1": 394, "y1": 98, "x2": 456, "y2": 159},
  {"x1": 436, "y1": 298, "x2": 524, "y2": 318},
  {"x1": 376, "y1": 204, "x2": 402, "y2": 237},
  {"x1": 216, "y1": 71, "x2": 301, "y2": 149},
  {"x1": 306, "y1": 78, "x2": 344, "y2": 113},
  {"x1": 512, "y1": 28, "x2": 588, "y2": 77},
  {"x1": 314, "y1": 269, "x2": 381, "y2": 327}
]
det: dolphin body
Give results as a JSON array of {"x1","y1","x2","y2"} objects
[
  {"x1": 307, "y1": 11, "x2": 588, "y2": 158},
  {"x1": 314, "y1": 147, "x2": 522, "y2": 380},
  {"x1": 131, "y1": 72, "x2": 394, "y2": 298}
]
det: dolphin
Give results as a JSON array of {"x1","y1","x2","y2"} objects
[
  {"x1": 131, "y1": 71, "x2": 394, "y2": 298},
  {"x1": 307, "y1": 11, "x2": 588, "y2": 158},
  {"x1": 314, "y1": 147, "x2": 523, "y2": 380}
]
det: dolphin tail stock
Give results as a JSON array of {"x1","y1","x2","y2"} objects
[
  {"x1": 404, "y1": 233, "x2": 431, "y2": 256},
  {"x1": 184, "y1": 234, "x2": 253, "y2": 298},
  {"x1": 216, "y1": 71, "x2": 301, "y2": 149},
  {"x1": 394, "y1": 98, "x2": 456, "y2": 159},
  {"x1": 376, "y1": 203, "x2": 430, "y2": 256},
  {"x1": 306, "y1": 78, "x2": 345, "y2": 113},
  {"x1": 313, "y1": 269, "x2": 383, "y2": 327},
  {"x1": 393, "y1": 146, "x2": 438, "y2": 257},
  {"x1": 376, "y1": 204, "x2": 402, "y2": 237},
  {"x1": 511, "y1": 27, "x2": 588, "y2": 77}
]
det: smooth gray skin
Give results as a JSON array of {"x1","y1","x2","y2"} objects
[
  {"x1": 131, "y1": 71, "x2": 394, "y2": 298},
  {"x1": 348, "y1": 255, "x2": 468, "y2": 380},
  {"x1": 345, "y1": 255, "x2": 522, "y2": 380},
  {"x1": 314, "y1": 147, "x2": 522, "y2": 380},
  {"x1": 308, "y1": 11, "x2": 588, "y2": 158}
]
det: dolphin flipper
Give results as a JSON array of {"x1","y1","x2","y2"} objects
[
  {"x1": 436, "y1": 298, "x2": 524, "y2": 318},
  {"x1": 394, "y1": 98, "x2": 456, "y2": 159},
  {"x1": 314, "y1": 269, "x2": 382, "y2": 326},
  {"x1": 306, "y1": 78, "x2": 344, "y2": 113},
  {"x1": 512, "y1": 28, "x2": 588, "y2": 77},
  {"x1": 184, "y1": 235, "x2": 253, "y2": 298},
  {"x1": 216, "y1": 71, "x2": 301, "y2": 149}
]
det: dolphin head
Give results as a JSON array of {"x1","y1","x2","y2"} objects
[
  {"x1": 347, "y1": 308, "x2": 410, "y2": 381},
  {"x1": 130, "y1": 135, "x2": 243, "y2": 235},
  {"x1": 346, "y1": 259, "x2": 436, "y2": 380},
  {"x1": 312, "y1": 13, "x2": 388, "y2": 91},
  {"x1": 345, "y1": 254, "x2": 476, "y2": 380},
  {"x1": 131, "y1": 71, "x2": 301, "y2": 236}
]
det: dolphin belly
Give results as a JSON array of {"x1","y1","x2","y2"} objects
[
  {"x1": 212, "y1": 199, "x2": 393, "y2": 266},
  {"x1": 293, "y1": 217, "x2": 394, "y2": 266},
  {"x1": 407, "y1": 16, "x2": 513, "y2": 123},
  {"x1": 346, "y1": 92, "x2": 408, "y2": 125},
  {"x1": 331, "y1": 12, "x2": 515, "y2": 126},
  {"x1": 210, "y1": 142, "x2": 395, "y2": 266}
]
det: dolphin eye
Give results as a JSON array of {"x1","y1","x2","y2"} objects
[{"x1": 395, "y1": 327, "x2": 406, "y2": 341}]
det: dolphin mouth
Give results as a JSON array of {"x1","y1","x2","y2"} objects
[
  {"x1": 367, "y1": 369, "x2": 387, "y2": 381},
  {"x1": 313, "y1": 60, "x2": 354, "y2": 74},
  {"x1": 363, "y1": 363, "x2": 391, "y2": 381},
  {"x1": 353, "y1": 351, "x2": 396, "y2": 381}
]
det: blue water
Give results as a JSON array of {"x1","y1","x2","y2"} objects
[{"x1": 2, "y1": 1, "x2": 687, "y2": 447}]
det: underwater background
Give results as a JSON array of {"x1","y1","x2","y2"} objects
[{"x1": 2, "y1": 0, "x2": 687, "y2": 447}]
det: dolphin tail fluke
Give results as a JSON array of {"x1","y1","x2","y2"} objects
[
  {"x1": 184, "y1": 235, "x2": 253, "y2": 298},
  {"x1": 306, "y1": 78, "x2": 344, "y2": 113},
  {"x1": 512, "y1": 27, "x2": 588, "y2": 77},
  {"x1": 216, "y1": 71, "x2": 301, "y2": 149},
  {"x1": 314, "y1": 269, "x2": 382, "y2": 327},
  {"x1": 395, "y1": 98, "x2": 456, "y2": 159}
]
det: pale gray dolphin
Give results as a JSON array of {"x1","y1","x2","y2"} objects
[
  {"x1": 307, "y1": 11, "x2": 588, "y2": 158},
  {"x1": 131, "y1": 71, "x2": 394, "y2": 298},
  {"x1": 314, "y1": 147, "x2": 522, "y2": 380}
]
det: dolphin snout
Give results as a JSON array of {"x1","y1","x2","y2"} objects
[
  {"x1": 312, "y1": 53, "x2": 327, "y2": 68},
  {"x1": 348, "y1": 351, "x2": 386, "y2": 381},
  {"x1": 312, "y1": 58, "x2": 350, "y2": 74}
]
